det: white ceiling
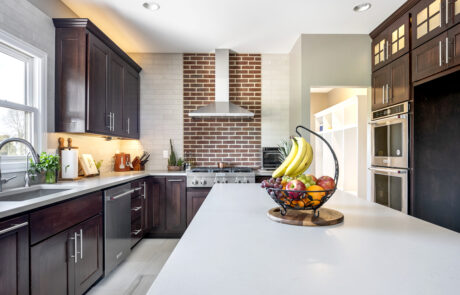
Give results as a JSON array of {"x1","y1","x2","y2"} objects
[{"x1": 62, "y1": 0, "x2": 406, "y2": 53}]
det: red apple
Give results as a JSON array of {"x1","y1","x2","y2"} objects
[
  {"x1": 316, "y1": 176, "x2": 335, "y2": 191},
  {"x1": 286, "y1": 180, "x2": 306, "y2": 199},
  {"x1": 307, "y1": 174, "x2": 317, "y2": 183}
]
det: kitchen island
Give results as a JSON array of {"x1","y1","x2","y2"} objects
[{"x1": 148, "y1": 184, "x2": 460, "y2": 295}]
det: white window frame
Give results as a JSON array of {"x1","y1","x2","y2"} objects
[{"x1": 0, "y1": 29, "x2": 47, "y2": 173}]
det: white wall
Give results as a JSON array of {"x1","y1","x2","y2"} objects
[
  {"x1": 0, "y1": 0, "x2": 56, "y2": 132},
  {"x1": 122, "y1": 53, "x2": 184, "y2": 171},
  {"x1": 289, "y1": 38, "x2": 302, "y2": 135},
  {"x1": 261, "y1": 54, "x2": 290, "y2": 147},
  {"x1": 27, "y1": 0, "x2": 77, "y2": 18}
]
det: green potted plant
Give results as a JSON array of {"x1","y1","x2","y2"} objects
[
  {"x1": 167, "y1": 139, "x2": 184, "y2": 171},
  {"x1": 29, "y1": 152, "x2": 60, "y2": 184}
]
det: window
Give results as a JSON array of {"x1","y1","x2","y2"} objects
[{"x1": 0, "y1": 29, "x2": 47, "y2": 172}]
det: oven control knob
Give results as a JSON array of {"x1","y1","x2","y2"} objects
[
  {"x1": 192, "y1": 179, "x2": 198, "y2": 185},
  {"x1": 223, "y1": 178, "x2": 228, "y2": 183},
  {"x1": 200, "y1": 179, "x2": 207, "y2": 185},
  {"x1": 243, "y1": 178, "x2": 249, "y2": 183},
  {"x1": 236, "y1": 179, "x2": 241, "y2": 183},
  {"x1": 215, "y1": 179, "x2": 220, "y2": 184}
]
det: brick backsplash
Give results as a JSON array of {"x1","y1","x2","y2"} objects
[{"x1": 183, "y1": 53, "x2": 262, "y2": 168}]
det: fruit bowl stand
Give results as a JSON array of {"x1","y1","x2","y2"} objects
[{"x1": 266, "y1": 125, "x2": 344, "y2": 226}]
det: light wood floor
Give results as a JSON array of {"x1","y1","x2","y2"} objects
[{"x1": 88, "y1": 239, "x2": 179, "y2": 295}]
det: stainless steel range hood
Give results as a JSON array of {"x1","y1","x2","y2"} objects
[{"x1": 188, "y1": 49, "x2": 254, "y2": 118}]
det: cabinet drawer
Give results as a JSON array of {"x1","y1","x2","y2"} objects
[
  {"x1": 131, "y1": 179, "x2": 145, "y2": 198},
  {"x1": 30, "y1": 191, "x2": 102, "y2": 244},
  {"x1": 131, "y1": 195, "x2": 143, "y2": 221}
]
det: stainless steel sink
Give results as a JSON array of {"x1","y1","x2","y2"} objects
[{"x1": 0, "y1": 185, "x2": 76, "y2": 202}]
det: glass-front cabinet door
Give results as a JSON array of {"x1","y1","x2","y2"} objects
[
  {"x1": 388, "y1": 15, "x2": 410, "y2": 61},
  {"x1": 454, "y1": 0, "x2": 460, "y2": 24},
  {"x1": 372, "y1": 32, "x2": 390, "y2": 71},
  {"x1": 412, "y1": 0, "x2": 447, "y2": 48},
  {"x1": 370, "y1": 167, "x2": 408, "y2": 213}
]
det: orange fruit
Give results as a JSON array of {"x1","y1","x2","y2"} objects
[
  {"x1": 310, "y1": 200, "x2": 320, "y2": 206},
  {"x1": 307, "y1": 185, "x2": 326, "y2": 201},
  {"x1": 297, "y1": 200, "x2": 305, "y2": 208}
]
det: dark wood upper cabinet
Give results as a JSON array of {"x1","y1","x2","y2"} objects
[
  {"x1": 372, "y1": 14, "x2": 410, "y2": 72},
  {"x1": 412, "y1": 32, "x2": 449, "y2": 81},
  {"x1": 388, "y1": 54, "x2": 411, "y2": 105},
  {"x1": 372, "y1": 66, "x2": 389, "y2": 111},
  {"x1": 454, "y1": 0, "x2": 460, "y2": 24},
  {"x1": 411, "y1": 0, "x2": 448, "y2": 49},
  {"x1": 54, "y1": 18, "x2": 141, "y2": 139},
  {"x1": 448, "y1": 23, "x2": 460, "y2": 66},
  {"x1": 0, "y1": 215, "x2": 29, "y2": 295},
  {"x1": 123, "y1": 66, "x2": 140, "y2": 138},
  {"x1": 87, "y1": 33, "x2": 110, "y2": 135}
]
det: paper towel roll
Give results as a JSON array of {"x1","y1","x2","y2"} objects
[{"x1": 61, "y1": 149, "x2": 79, "y2": 179}]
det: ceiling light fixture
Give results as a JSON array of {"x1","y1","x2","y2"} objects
[
  {"x1": 353, "y1": 3, "x2": 372, "y2": 12},
  {"x1": 143, "y1": 2, "x2": 160, "y2": 11}
]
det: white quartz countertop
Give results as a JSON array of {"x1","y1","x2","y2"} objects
[
  {"x1": 148, "y1": 184, "x2": 460, "y2": 295},
  {"x1": 0, "y1": 170, "x2": 186, "y2": 219}
]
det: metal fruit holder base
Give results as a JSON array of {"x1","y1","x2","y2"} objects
[{"x1": 265, "y1": 125, "x2": 339, "y2": 217}]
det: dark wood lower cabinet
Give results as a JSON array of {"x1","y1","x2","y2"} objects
[
  {"x1": 148, "y1": 176, "x2": 187, "y2": 238},
  {"x1": 186, "y1": 188, "x2": 211, "y2": 226},
  {"x1": 0, "y1": 215, "x2": 29, "y2": 295},
  {"x1": 31, "y1": 214, "x2": 103, "y2": 295}
]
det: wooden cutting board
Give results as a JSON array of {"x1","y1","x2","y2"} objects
[{"x1": 267, "y1": 207, "x2": 344, "y2": 226}]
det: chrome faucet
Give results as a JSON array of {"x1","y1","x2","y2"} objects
[{"x1": 0, "y1": 138, "x2": 40, "y2": 192}]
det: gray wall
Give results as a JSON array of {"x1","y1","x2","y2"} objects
[{"x1": 289, "y1": 34, "x2": 372, "y2": 131}]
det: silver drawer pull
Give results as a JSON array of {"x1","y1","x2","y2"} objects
[
  {"x1": 167, "y1": 179, "x2": 183, "y2": 182},
  {"x1": 134, "y1": 187, "x2": 142, "y2": 191},
  {"x1": 439, "y1": 40, "x2": 442, "y2": 66},
  {"x1": 132, "y1": 206, "x2": 142, "y2": 212},
  {"x1": 80, "y1": 229, "x2": 83, "y2": 259},
  {"x1": 70, "y1": 231, "x2": 80, "y2": 263},
  {"x1": 132, "y1": 229, "x2": 142, "y2": 235},
  {"x1": 0, "y1": 222, "x2": 28, "y2": 235}
]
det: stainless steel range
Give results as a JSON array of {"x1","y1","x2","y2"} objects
[{"x1": 186, "y1": 167, "x2": 255, "y2": 187}]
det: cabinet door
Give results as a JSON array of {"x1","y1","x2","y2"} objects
[
  {"x1": 412, "y1": 32, "x2": 449, "y2": 81},
  {"x1": 412, "y1": 0, "x2": 447, "y2": 49},
  {"x1": 372, "y1": 66, "x2": 389, "y2": 111},
  {"x1": 123, "y1": 65, "x2": 140, "y2": 139},
  {"x1": 0, "y1": 216, "x2": 29, "y2": 295},
  {"x1": 389, "y1": 54, "x2": 411, "y2": 105},
  {"x1": 108, "y1": 52, "x2": 125, "y2": 136},
  {"x1": 454, "y1": 0, "x2": 460, "y2": 24},
  {"x1": 87, "y1": 33, "x2": 110, "y2": 135},
  {"x1": 31, "y1": 230, "x2": 73, "y2": 295},
  {"x1": 186, "y1": 188, "x2": 211, "y2": 226},
  {"x1": 372, "y1": 31, "x2": 390, "y2": 71},
  {"x1": 387, "y1": 15, "x2": 410, "y2": 62},
  {"x1": 73, "y1": 215, "x2": 103, "y2": 295},
  {"x1": 448, "y1": 23, "x2": 460, "y2": 66},
  {"x1": 165, "y1": 177, "x2": 187, "y2": 234},
  {"x1": 148, "y1": 177, "x2": 166, "y2": 232}
]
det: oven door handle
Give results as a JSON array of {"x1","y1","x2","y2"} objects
[
  {"x1": 369, "y1": 114, "x2": 408, "y2": 125},
  {"x1": 368, "y1": 167, "x2": 408, "y2": 174}
]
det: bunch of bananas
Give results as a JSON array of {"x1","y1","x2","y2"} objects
[{"x1": 272, "y1": 137, "x2": 313, "y2": 178}]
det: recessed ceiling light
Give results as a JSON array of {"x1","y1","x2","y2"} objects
[
  {"x1": 353, "y1": 3, "x2": 372, "y2": 12},
  {"x1": 143, "y1": 2, "x2": 160, "y2": 11}
]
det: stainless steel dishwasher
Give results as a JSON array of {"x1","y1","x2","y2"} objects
[{"x1": 104, "y1": 183, "x2": 133, "y2": 275}]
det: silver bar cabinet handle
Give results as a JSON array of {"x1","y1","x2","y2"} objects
[
  {"x1": 80, "y1": 229, "x2": 83, "y2": 259},
  {"x1": 386, "y1": 84, "x2": 390, "y2": 103},
  {"x1": 110, "y1": 189, "x2": 135, "y2": 201},
  {"x1": 70, "y1": 231, "x2": 80, "y2": 263},
  {"x1": 439, "y1": 40, "x2": 442, "y2": 66},
  {"x1": 132, "y1": 206, "x2": 142, "y2": 212},
  {"x1": 382, "y1": 86, "x2": 385, "y2": 104},
  {"x1": 167, "y1": 179, "x2": 183, "y2": 182},
  {"x1": 127, "y1": 117, "x2": 130, "y2": 134},
  {"x1": 446, "y1": 37, "x2": 449, "y2": 64},
  {"x1": 386, "y1": 41, "x2": 389, "y2": 60},
  {"x1": 143, "y1": 181, "x2": 146, "y2": 200},
  {"x1": 132, "y1": 229, "x2": 142, "y2": 235},
  {"x1": 446, "y1": 0, "x2": 449, "y2": 24},
  {"x1": 112, "y1": 113, "x2": 115, "y2": 131},
  {"x1": 0, "y1": 222, "x2": 28, "y2": 235}
]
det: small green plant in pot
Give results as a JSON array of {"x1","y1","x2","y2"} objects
[
  {"x1": 168, "y1": 139, "x2": 184, "y2": 171},
  {"x1": 29, "y1": 152, "x2": 60, "y2": 184}
]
